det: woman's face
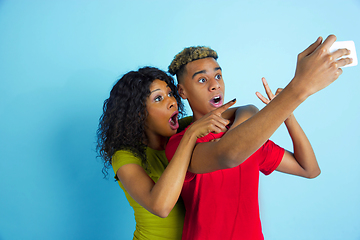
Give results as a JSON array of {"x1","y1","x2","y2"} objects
[{"x1": 145, "y1": 79, "x2": 179, "y2": 139}]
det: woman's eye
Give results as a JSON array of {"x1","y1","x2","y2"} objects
[
  {"x1": 215, "y1": 74, "x2": 221, "y2": 80},
  {"x1": 198, "y1": 78, "x2": 206, "y2": 83},
  {"x1": 168, "y1": 91, "x2": 174, "y2": 97},
  {"x1": 154, "y1": 96, "x2": 163, "y2": 102}
]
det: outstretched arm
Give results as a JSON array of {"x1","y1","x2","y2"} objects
[
  {"x1": 256, "y1": 77, "x2": 320, "y2": 179},
  {"x1": 188, "y1": 35, "x2": 352, "y2": 174},
  {"x1": 117, "y1": 100, "x2": 235, "y2": 218}
]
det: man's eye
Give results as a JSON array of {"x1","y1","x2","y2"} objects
[
  {"x1": 198, "y1": 78, "x2": 206, "y2": 83},
  {"x1": 215, "y1": 74, "x2": 221, "y2": 80},
  {"x1": 155, "y1": 96, "x2": 163, "y2": 102}
]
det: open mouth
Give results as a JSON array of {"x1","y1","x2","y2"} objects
[
  {"x1": 169, "y1": 111, "x2": 179, "y2": 130},
  {"x1": 209, "y1": 95, "x2": 223, "y2": 108}
]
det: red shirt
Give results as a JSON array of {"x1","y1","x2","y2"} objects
[{"x1": 165, "y1": 127, "x2": 284, "y2": 240}]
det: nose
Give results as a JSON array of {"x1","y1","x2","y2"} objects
[
  {"x1": 208, "y1": 78, "x2": 220, "y2": 92},
  {"x1": 168, "y1": 96, "x2": 177, "y2": 109}
]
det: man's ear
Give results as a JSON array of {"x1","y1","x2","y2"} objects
[{"x1": 177, "y1": 84, "x2": 187, "y2": 99}]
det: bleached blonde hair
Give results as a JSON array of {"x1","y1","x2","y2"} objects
[{"x1": 168, "y1": 46, "x2": 218, "y2": 80}]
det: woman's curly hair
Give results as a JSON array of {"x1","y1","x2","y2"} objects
[{"x1": 97, "y1": 66, "x2": 184, "y2": 178}]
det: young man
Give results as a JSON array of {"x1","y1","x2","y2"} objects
[{"x1": 165, "y1": 35, "x2": 352, "y2": 240}]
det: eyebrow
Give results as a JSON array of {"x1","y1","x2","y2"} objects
[
  {"x1": 150, "y1": 89, "x2": 160, "y2": 93},
  {"x1": 150, "y1": 84, "x2": 170, "y2": 94},
  {"x1": 192, "y1": 67, "x2": 222, "y2": 79}
]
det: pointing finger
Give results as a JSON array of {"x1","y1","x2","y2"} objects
[{"x1": 213, "y1": 98, "x2": 236, "y2": 115}]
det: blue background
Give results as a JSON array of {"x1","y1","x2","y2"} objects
[{"x1": 1, "y1": 1, "x2": 359, "y2": 239}]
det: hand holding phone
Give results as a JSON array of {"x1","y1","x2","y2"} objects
[{"x1": 329, "y1": 40, "x2": 357, "y2": 67}]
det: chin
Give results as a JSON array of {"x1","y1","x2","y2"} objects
[
  {"x1": 169, "y1": 129, "x2": 177, "y2": 136},
  {"x1": 164, "y1": 129, "x2": 177, "y2": 138}
]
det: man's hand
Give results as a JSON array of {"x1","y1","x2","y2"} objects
[
  {"x1": 256, "y1": 77, "x2": 282, "y2": 104},
  {"x1": 293, "y1": 35, "x2": 352, "y2": 99},
  {"x1": 256, "y1": 77, "x2": 295, "y2": 122}
]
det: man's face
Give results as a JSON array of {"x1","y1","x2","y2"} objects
[{"x1": 178, "y1": 57, "x2": 225, "y2": 121}]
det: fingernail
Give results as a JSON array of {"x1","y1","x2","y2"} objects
[{"x1": 231, "y1": 98, "x2": 236, "y2": 102}]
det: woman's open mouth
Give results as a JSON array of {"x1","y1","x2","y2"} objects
[{"x1": 169, "y1": 111, "x2": 179, "y2": 130}]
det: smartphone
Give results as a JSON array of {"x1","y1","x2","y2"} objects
[{"x1": 329, "y1": 40, "x2": 357, "y2": 67}]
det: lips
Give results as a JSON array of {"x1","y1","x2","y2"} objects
[
  {"x1": 209, "y1": 95, "x2": 223, "y2": 108},
  {"x1": 169, "y1": 111, "x2": 179, "y2": 130}
]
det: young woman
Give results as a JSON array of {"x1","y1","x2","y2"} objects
[{"x1": 96, "y1": 67, "x2": 234, "y2": 240}]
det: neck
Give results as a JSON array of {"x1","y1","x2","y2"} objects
[
  {"x1": 192, "y1": 110, "x2": 206, "y2": 122},
  {"x1": 144, "y1": 134, "x2": 168, "y2": 151}
]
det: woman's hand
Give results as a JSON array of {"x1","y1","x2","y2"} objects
[{"x1": 187, "y1": 99, "x2": 236, "y2": 139}]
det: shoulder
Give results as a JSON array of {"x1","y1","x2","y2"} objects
[
  {"x1": 113, "y1": 149, "x2": 141, "y2": 162},
  {"x1": 237, "y1": 104, "x2": 259, "y2": 116},
  {"x1": 178, "y1": 116, "x2": 193, "y2": 133},
  {"x1": 227, "y1": 104, "x2": 259, "y2": 130},
  {"x1": 165, "y1": 130, "x2": 187, "y2": 161},
  {"x1": 112, "y1": 150, "x2": 142, "y2": 173}
]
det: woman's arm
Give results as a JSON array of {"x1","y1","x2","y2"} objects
[
  {"x1": 256, "y1": 77, "x2": 320, "y2": 178},
  {"x1": 117, "y1": 100, "x2": 235, "y2": 218}
]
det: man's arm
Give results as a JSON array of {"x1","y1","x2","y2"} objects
[
  {"x1": 276, "y1": 114, "x2": 320, "y2": 178},
  {"x1": 187, "y1": 35, "x2": 352, "y2": 174},
  {"x1": 256, "y1": 78, "x2": 320, "y2": 178}
]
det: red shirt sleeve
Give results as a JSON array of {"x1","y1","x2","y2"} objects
[
  {"x1": 165, "y1": 132, "x2": 184, "y2": 162},
  {"x1": 165, "y1": 130, "x2": 197, "y2": 181},
  {"x1": 258, "y1": 140, "x2": 285, "y2": 175}
]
